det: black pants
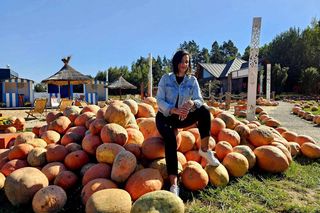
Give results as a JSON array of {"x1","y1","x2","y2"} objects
[{"x1": 155, "y1": 105, "x2": 211, "y2": 176}]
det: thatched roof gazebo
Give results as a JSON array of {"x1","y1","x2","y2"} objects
[
  {"x1": 106, "y1": 76, "x2": 137, "y2": 99},
  {"x1": 42, "y1": 56, "x2": 92, "y2": 99}
]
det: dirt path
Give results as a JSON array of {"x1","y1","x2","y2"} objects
[{"x1": 261, "y1": 101, "x2": 320, "y2": 143}]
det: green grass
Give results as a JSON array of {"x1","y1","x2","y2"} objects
[{"x1": 184, "y1": 156, "x2": 320, "y2": 213}]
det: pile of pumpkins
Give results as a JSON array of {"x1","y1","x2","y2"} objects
[
  {"x1": 292, "y1": 104, "x2": 320, "y2": 125},
  {"x1": 0, "y1": 116, "x2": 25, "y2": 133},
  {"x1": 0, "y1": 97, "x2": 319, "y2": 213}
]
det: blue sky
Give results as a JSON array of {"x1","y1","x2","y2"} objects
[{"x1": 1, "y1": 0, "x2": 319, "y2": 83}]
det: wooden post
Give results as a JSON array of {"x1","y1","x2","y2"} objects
[
  {"x1": 148, "y1": 53, "x2": 152, "y2": 97},
  {"x1": 246, "y1": 17, "x2": 262, "y2": 121},
  {"x1": 225, "y1": 92, "x2": 231, "y2": 110},
  {"x1": 266, "y1": 64, "x2": 271, "y2": 100}
]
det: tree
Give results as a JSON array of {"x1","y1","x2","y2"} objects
[
  {"x1": 241, "y1": 46, "x2": 250, "y2": 61},
  {"x1": 201, "y1": 80, "x2": 221, "y2": 98},
  {"x1": 210, "y1": 41, "x2": 224, "y2": 63},
  {"x1": 272, "y1": 64, "x2": 288, "y2": 94},
  {"x1": 34, "y1": 83, "x2": 47, "y2": 92},
  {"x1": 299, "y1": 67, "x2": 320, "y2": 94},
  {"x1": 220, "y1": 40, "x2": 239, "y2": 62},
  {"x1": 179, "y1": 40, "x2": 200, "y2": 70},
  {"x1": 95, "y1": 70, "x2": 106, "y2": 81},
  {"x1": 198, "y1": 48, "x2": 210, "y2": 63}
]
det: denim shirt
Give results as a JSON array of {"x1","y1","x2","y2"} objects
[{"x1": 156, "y1": 72, "x2": 204, "y2": 117}]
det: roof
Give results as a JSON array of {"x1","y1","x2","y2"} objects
[
  {"x1": 199, "y1": 58, "x2": 248, "y2": 78},
  {"x1": 198, "y1": 63, "x2": 226, "y2": 78},
  {"x1": 220, "y1": 58, "x2": 248, "y2": 77},
  {"x1": 42, "y1": 57, "x2": 92, "y2": 85},
  {"x1": 107, "y1": 76, "x2": 137, "y2": 89},
  {"x1": 3, "y1": 77, "x2": 34, "y2": 83}
]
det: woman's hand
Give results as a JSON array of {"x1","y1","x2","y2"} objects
[
  {"x1": 170, "y1": 107, "x2": 189, "y2": 120},
  {"x1": 181, "y1": 100, "x2": 194, "y2": 111}
]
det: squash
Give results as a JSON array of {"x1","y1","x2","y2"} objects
[
  {"x1": 222, "y1": 152, "x2": 249, "y2": 177},
  {"x1": 54, "y1": 170, "x2": 78, "y2": 190},
  {"x1": 205, "y1": 164, "x2": 229, "y2": 187},
  {"x1": 32, "y1": 185, "x2": 67, "y2": 213},
  {"x1": 141, "y1": 137, "x2": 165, "y2": 160},
  {"x1": 4, "y1": 167, "x2": 49, "y2": 206},
  {"x1": 81, "y1": 178, "x2": 118, "y2": 205},
  {"x1": 301, "y1": 142, "x2": 320, "y2": 159},
  {"x1": 131, "y1": 190, "x2": 184, "y2": 213},
  {"x1": 254, "y1": 145, "x2": 289, "y2": 173},
  {"x1": 96, "y1": 143, "x2": 125, "y2": 164},
  {"x1": 82, "y1": 163, "x2": 111, "y2": 186},
  {"x1": 125, "y1": 168, "x2": 163, "y2": 201},
  {"x1": 85, "y1": 189, "x2": 132, "y2": 213},
  {"x1": 181, "y1": 161, "x2": 208, "y2": 191},
  {"x1": 41, "y1": 162, "x2": 66, "y2": 182},
  {"x1": 100, "y1": 123, "x2": 128, "y2": 146},
  {"x1": 111, "y1": 150, "x2": 137, "y2": 183},
  {"x1": 218, "y1": 129, "x2": 240, "y2": 147}
]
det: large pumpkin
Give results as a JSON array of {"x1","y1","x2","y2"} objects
[
  {"x1": 131, "y1": 190, "x2": 185, "y2": 213},
  {"x1": 81, "y1": 178, "x2": 118, "y2": 205},
  {"x1": 300, "y1": 142, "x2": 320, "y2": 159},
  {"x1": 181, "y1": 161, "x2": 209, "y2": 191},
  {"x1": 205, "y1": 164, "x2": 229, "y2": 187},
  {"x1": 32, "y1": 185, "x2": 67, "y2": 213},
  {"x1": 82, "y1": 163, "x2": 111, "y2": 186},
  {"x1": 100, "y1": 123, "x2": 128, "y2": 146},
  {"x1": 104, "y1": 102, "x2": 132, "y2": 127},
  {"x1": 254, "y1": 145, "x2": 289, "y2": 173},
  {"x1": 111, "y1": 150, "x2": 137, "y2": 183},
  {"x1": 85, "y1": 189, "x2": 132, "y2": 213},
  {"x1": 96, "y1": 143, "x2": 125, "y2": 164},
  {"x1": 141, "y1": 137, "x2": 165, "y2": 160},
  {"x1": 125, "y1": 168, "x2": 163, "y2": 201},
  {"x1": 222, "y1": 152, "x2": 249, "y2": 177},
  {"x1": 248, "y1": 126, "x2": 274, "y2": 147},
  {"x1": 4, "y1": 167, "x2": 49, "y2": 206}
]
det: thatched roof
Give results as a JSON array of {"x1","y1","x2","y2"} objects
[
  {"x1": 42, "y1": 56, "x2": 92, "y2": 85},
  {"x1": 107, "y1": 76, "x2": 137, "y2": 89}
]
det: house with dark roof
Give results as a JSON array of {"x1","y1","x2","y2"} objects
[{"x1": 197, "y1": 58, "x2": 262, "y2": 94}]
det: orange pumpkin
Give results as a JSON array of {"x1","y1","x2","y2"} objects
[
  {"x1": 82, "y1": 163, "x2": 111, "y2": 186},
  {"x1": 181, "y1": 161, "x2": 209, "y2": 191},
  {"x1": 217, "y1": 129, "x2": 240, "y2": 147},
  {"x1": 81, "y1": 178, "x2": 118, "y2": 205},
  {"x1": 141, "y1": 137, "x2": 165, "y2": 160},
  {"x1": 64, "y1": 150, "x2": 90, "y2": 170},
  {"x1": 46, "y1": 144, "x2": 68, "y2": 163},
  {"x1": 125, "y1": 168, "x2": 163, "y2": 201},
  {"x1": 215, "y1": 141, "x2": 233, "y2": 161},
  {"x1": 300, "y1": 142, "x2": 320, "y2": 159},
  {"x1": 100, "y1": 123, "x2": 128, "y2": 146},
  {"x1": 254, "y1": 145, "x2": 289, "y2": 173},
  {"x1": 222, "y1": 152, "x2": 249, "y2": 177},
  {"x1": 54, "y1": 170, "x2": 78, "y2": 190}
]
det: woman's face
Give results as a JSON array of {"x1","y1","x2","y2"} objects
[{"x1": 178, "y1": 55, "x2": 190, "y2": 75}]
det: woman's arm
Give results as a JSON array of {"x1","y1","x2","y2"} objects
[
  {"x1": 192, "y1": 77, "x2": 204, "y2": 108},
  {"x1": 156, "y1": 75, "x2": 175, "y2": 116}
]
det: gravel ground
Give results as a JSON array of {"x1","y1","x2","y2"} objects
[{"x1": 260, "y1": 101, "x2": 320, "y2": 143}]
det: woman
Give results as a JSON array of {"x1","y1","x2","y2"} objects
[{"x1": 156, "y1": 50, "x2": 220, "y2": 196}]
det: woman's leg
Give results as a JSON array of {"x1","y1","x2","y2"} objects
[
  {"x1": 155, "y1": 112, "x2": 179, "y2": 185},
  {"x1": 176, "y1": 105, "x2": 220, "y2": 166}
]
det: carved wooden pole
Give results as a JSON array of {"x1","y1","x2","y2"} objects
[
  {"x1": 148, "y1": 53, "x2": 153, "y2": 97},
  {"x1": 246, "y1": 17, "x2": 262, "y2": 121},
  {"x1": 266, "y1": 64, "x2": 271, "y2": 100}
]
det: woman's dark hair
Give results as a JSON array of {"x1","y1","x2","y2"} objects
[{"x1": 172, "y1": 50, "x2": 192, "y2": 75}]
